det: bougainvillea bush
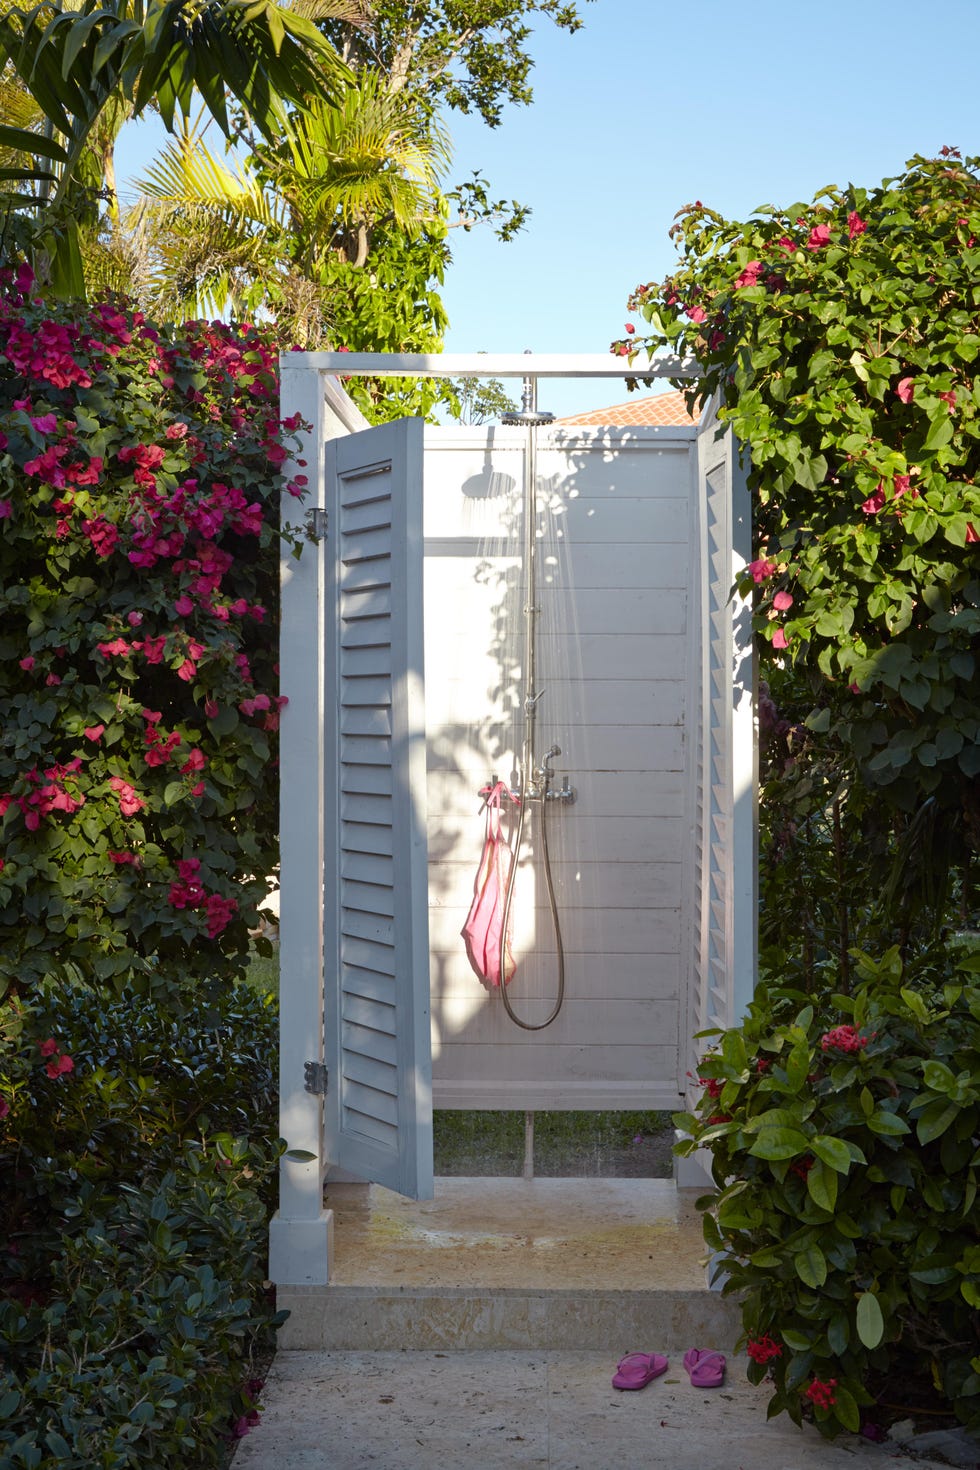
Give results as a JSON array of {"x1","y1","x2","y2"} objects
[
  {"x1": 618, "y1": 150, "x2": 980, "y2": 838},
  {"x1": 675, "y1": 946, "x2": 980, "y2": 1438},
  {"x1": 0, "y1": 264, "x2": 305, "y2": 1000}
]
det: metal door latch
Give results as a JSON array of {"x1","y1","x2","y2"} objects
[
  {"x1": 304, "y1": 1061, "x2": 329, "y2": 1095},
  {"x1": 305, "y1": 507, "x2": 328, "y2": 541}
]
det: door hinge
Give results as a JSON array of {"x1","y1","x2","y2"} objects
[
  {"x1": 305, "y1": 507, "x2": 328, "y2": 541},
  {"x1": 304, "y1": 1060, "x2": 329, "y2": 1095}
]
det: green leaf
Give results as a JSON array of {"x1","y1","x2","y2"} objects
[
  {"x1": 827, "y1": 1312, "x2": 850, "y2": 1356},
  {"x1": 806, "y1": 1156, "x2": 838, "y2": 1211},
  {"x1": 794, "y1": 1244, "x2": 828, "y2": 1288},
  {"x1": 916, "y1": 1099, "x2": 959, "y2": 1145},
  {"x1": 748, "y1": 1127, "x2": 811, "y2": 1160},
  {"x1": 833, "y1": 1385, "x2": 861, "y2": 1433},
  {"x1": 856, "y1": 1291, "x2": 884, "y2": 1348},
  {"x1": 867, "y1": 1109, "x2": 910, "y2": 1137},
  {"x1": 810, "y1": 1134, "x2": 852, "y2": 1174}
]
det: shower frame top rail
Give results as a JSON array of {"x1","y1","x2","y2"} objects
[{"x1": 279, "y1": 351, "x2": 700, "y2": 380}]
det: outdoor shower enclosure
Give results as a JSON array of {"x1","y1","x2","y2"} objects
[{"x1": 270, "y1": 354, "x2": 756, "y2": 1289}]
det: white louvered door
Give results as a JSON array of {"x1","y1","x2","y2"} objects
[{"x1": 322, "y1": 418, "x2": 433, "y2": 1199}]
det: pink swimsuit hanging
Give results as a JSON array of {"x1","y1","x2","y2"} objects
[{"x1": 461, "y1": 780, "x2": 519, "y2": 987}]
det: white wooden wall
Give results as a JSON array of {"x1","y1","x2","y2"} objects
[{"x1": 423, "y1": 423, "x2": 699, "y2": 1110}]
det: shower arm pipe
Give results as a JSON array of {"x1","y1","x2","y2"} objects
[{"x1": 497, "y1": 374, "x2": 567, "y2": 1032}]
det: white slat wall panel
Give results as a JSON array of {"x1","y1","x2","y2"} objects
[{"x1": 423, "y1": 425, "x2": 697, "y2": 1110}]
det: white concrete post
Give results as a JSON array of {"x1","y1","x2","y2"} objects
[{"x1": 269, "y1": 362, "x2": 333, "y2": 1286}]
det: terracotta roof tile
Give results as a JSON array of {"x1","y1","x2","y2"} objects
[{"x1": 555, "y1": 390, "x2": 699, "y2": 427}]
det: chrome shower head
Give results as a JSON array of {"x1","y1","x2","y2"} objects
[
  {"x1": 501, "y1": 409, "x2": 555, "y2": 426},
  {"x1": 501, "y1": 374, "x2": 554, "y2": 427}
]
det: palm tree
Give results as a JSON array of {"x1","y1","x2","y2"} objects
[
  {"x1": 130, "y1": 71, "x2": 450, "y2": 342},
  {"x1": 0, "y1": 0, "x2": 360, "y2": 293}
]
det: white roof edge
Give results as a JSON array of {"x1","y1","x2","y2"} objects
[{"x1": 278, "y1": 351, "x2": 700, "y2": 380}]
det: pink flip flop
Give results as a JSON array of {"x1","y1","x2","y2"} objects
[
  {"x1": 683, "y1": 1348, "x2": 726, "y2": 1388},
  {"x1": 612, "y1": 1352, "x2": 669, "y2": 1390}
]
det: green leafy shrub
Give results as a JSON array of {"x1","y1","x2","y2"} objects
[
  {"x1": 0, "y1": 978, "x2": 282, "y2": 1467},
  {"x1": 675, "y1": 946, "x2": 980, "y2": 1437},
  {"x1": 621, "y1": 150, "x2": 980, "y2": 834},
  {"x1": 0, "y1": 265, "x2": 305, "y2": 1001}
]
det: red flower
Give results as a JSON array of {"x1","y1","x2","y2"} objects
[
  {"x1": 38, "y1": 1038, "x2": 58, "y2": 1057},
  {"x1": 804, "y1": 1377, "x2": 838, "y2": 1409},
  {"x1": 847, "y1": 212, "x2": 867, "y2": 238},
  {"x1": 747, "y1": 1335, "x2": 783, "y2": 1364},
  {"x1": 773, "y1": 590, "x2": 793, "y2": 611},
  {"x1": 83, "y1": 724, "x2": 105, "y2": 742},
  {"x1": 46, "y1": 1054, "x2": 74, "y2": 1078},
  {"x1": 0, "y1": 1097, "x2": 9, "y2": 1120},
  {"x1": 748, "y1": 557, "x2": 777, "y2": 584},
  {"x1": 698, "y1": 1076, "x2": 724, "y2": 1098},
  {"x1": 772, "y1": 628, "x2": 790, "y2": 650},
  {"x1": 686, "y1": 305, "x2": 707, "y2": 324},
  {"x1": 821, "y1": 1024, "x2": 868, "y2": 1054},
  {"x1": 966, "y1": 523, "x2": 979, "y2": 544},
  {"x1": 895, "y1": 377, "x2": 915, "y2": 404},
  {"x1": 806, "y1": 223, "x2": 831, "y2": 251},
  {"x1": 861, "y1": 484, "x2": 886, "y2": 515}
]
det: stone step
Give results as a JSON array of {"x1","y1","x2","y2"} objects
[{"x1": 276, "y1": 1283, "x2": 742, "y2": 1352}]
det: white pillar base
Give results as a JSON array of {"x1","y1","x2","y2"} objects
[
  {"x1": 268, "y1": 1208, "x2": 335, "y2": 1286},
  {"x1": 672, "y1": 1130, "x2": 714, "y2": 1190}
]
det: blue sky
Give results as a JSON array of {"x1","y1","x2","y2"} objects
[{"x1": 116, "y1": 0, "x2": 980, "y2": 417}]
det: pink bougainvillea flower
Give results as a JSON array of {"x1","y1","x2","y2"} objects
[
  {"x1": 126, "y1": 610, "x2": 144, "y2": 627},
  {"x1": 96, "y1": 638, "x2": 130, "y2": 657},
  {"x1": 39, "y1": 1038, "x2": 58, "y2": 1057},
  {"x1": 773, "y1": 590, "x2": 794, "y2": 611},
  {"x1": 861, "y1": 484, "x2": 886, "y2": 515},
  {"x1": 685, "y1": 304, "x2": 707, "y2": 323},
  {"x1": 806, "y1": 223, "x2": 832, "y2": 250},
  {"x1": 734, "y1": 260, "x2": 763, "y2": 289},
  {"x1": 204, "y1": 697, "x2": 219, "y2": 720},
  {"x1": 29, "y1": 413, "x2": 57, "y2": 434},
  {"x1": 180, "y1": 749, "x2": 206, "y2": 774},
  {"x1": 83, "y1": 516, "x2": 119, "y2": 558},
  {"x1": 895, "y1": 377, "x2": 915, "y2": 404},
  {"x1": 205, "y1": 892, "x2": 238, "y2": 938},
  {"x1": 966, "y1": 522, "x2": 979, "y2": 544},
  {"x1": 174, "y1": 594, "x2": 194, "y2": 617},
  {"x1": 45, "y1": 673, "x2": 61, "y2": 687},
  {"x1": 108, "y1": 776, "x2": 145, "y2": 816},
  {"x1": 847, "y1": 211, "x2": 867, "y2": 238},
  {"x1": 0, "y1": 1096, "x2": 9, "y2": 1120},
  {"x1": 18, "y1": 656, "x2": 35, "y2": 671},
  {"x1": 45, "y1": 1053, "x2": 74, "y2": 1079},
  {"x1": 748, "y1": 557, "x2": 778, "y2": 583},
  {"x1": 108, "y1": 850, "x2": 138, "y2": 865},
  {"x1": 624, "y1": 322, "x2": 635, "y2": 334},
  {"x1": 772, "y1": 628, "x2": 790, "y2": 649},
  {"x1": 0, "y1": 500, "x2": 11, "y2": 519},
  {"x1": 939, "y1": 389, "x2": 957, "y2": 409}
]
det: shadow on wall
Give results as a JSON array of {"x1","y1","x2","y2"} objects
[{"x1": 422, "y1": 423, "x2": 696, "y2": 1109}]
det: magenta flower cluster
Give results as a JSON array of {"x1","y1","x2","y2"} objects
[{"x1": 0, "y1": 264, "x2": 307, "y2": 990}]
